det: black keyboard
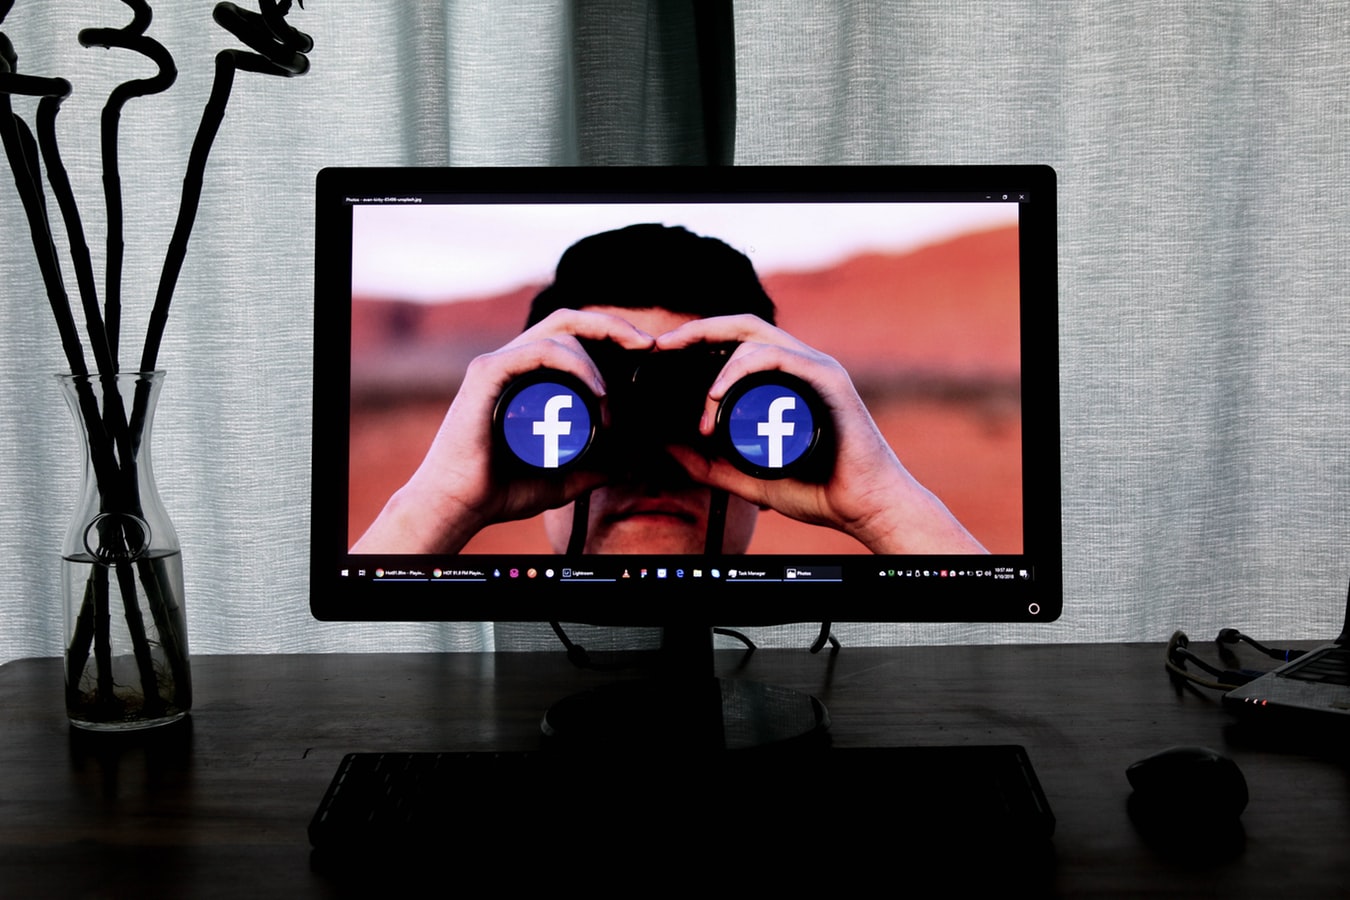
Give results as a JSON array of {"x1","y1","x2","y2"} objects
[{"x1": 309, "y1": 745, "x2": 1055, "y2": 862}]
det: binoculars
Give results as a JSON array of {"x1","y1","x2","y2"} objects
[{"x1": 492, "y1": 343, "x2": 831, "y2": 481}]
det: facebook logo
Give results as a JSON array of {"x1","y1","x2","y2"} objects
[
  {"x1": 534, "y1": 394, "x2": 573, "y2": 468},
  {"x1": 501, "y1": 381, "x2": 593, "y2": 469},
  {"x1": 725, "y1": 383, "x2": 816, "y2": 472}
]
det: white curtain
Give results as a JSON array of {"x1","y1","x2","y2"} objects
[{"x1": 3, "y1": 2, "x2": 1348, "y2": 663}]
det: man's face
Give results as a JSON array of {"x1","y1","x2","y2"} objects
[{"x1": 542, "y1": 305, "x2": 758, "y2": 554}]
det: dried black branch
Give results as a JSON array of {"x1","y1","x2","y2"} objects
[
  {"x1": 92, "y1": 564, "x2": 114, "y2": 714},
  {"x1": 0, "y1": 61, "x2": 88, "y2": 377},
  {"x1": 78, "y1": 0, "x2": 177, "y2": 367},
  {"x1": 216, "y1": 0, "x2": 312, "y2": 71},
  {"x1": 3, "y1": 0, "x2": 310, "y2": 726},
  {"x1": 141, "y1": 1, "x2": 312, "y2": 373},
  {"x1": 66, "y1": 571, "x2": 96, "y2": 706},
  {"x1": 263, "y1": 1, "x2": 311, "y2": 49},
  {"x1": 37, "y1": 93, "x2": 116, "y2": 377},
  {"x1": 6, "y1": 24, "x2": 148, "y2": 715},
  {"x1": 140, "y1": 554, "x2": 191, "y2": 707},
  {"x1": 114, "y1": 560, "x2": 163, "y2": 716}
]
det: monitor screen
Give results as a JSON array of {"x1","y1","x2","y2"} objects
[{"x1": 310, "y1": 166, "x2": 1060, "y2": 626}]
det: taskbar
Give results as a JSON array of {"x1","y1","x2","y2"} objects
[
  {"x1": 338, "y1": 557, "x2": 1037, "y2": 587},
  {"x1": 322, "y1": 555, "x2": 1058, "y2": 622}
]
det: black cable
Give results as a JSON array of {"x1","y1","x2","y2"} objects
[
  {"x1": 552, "y1": 487, "x2": 835, "y2": 662},
  {"x1": 547, "y1": 621, "x2": 662, "y2": 672},
  {"x1": 713, "y1": 627, "x2": 755, "y2": 651},
  {"x1": 704, "y1": 488, "x2": 727, "y2": 555},
  {"x1": 1215, "y1": 627, "x2": 1306, "y2": 663},
  {"x1": 809, "y1": 622, "x2": 840, "y2": 654},
  {"x1": 1165, "y1": 630, "x2": 1265, "y2": 691},
  {"x1": 549, "y1": 623, "x2": 848, "y2": 671},
  {"x1": 566, "y1": 490, "x2": 591, "y2": 555},
  {"x1": 549, "y1": 620, "x2": 591, "y2": 668}
]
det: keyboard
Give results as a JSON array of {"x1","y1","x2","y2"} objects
[{"x1": 308, "y1": 745, "x2": 1055, "y2": 863}]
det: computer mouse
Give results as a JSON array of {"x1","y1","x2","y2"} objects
[{"x1": 1126, "y1": 745, "x2": 1248, "y2": 824}]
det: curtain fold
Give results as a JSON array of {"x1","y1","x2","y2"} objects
[
  {"x1": 569, "y1": 0, "x2": 732, "y2": 164},
  {"x1": 3, "y1": 2, "x2": 1349, "y2": 662}
]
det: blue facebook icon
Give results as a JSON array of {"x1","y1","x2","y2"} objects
[
  {"x1": 725, "y1": 383, "x2": 816, "y2": 473},
  {"x1": 500, "y1": 381, "x2": 594, "y2": 469}
]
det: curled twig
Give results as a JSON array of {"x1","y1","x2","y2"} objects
[
  {"x1": 140, "y1": 1, "x2": 312, "y2": 373},
  {"x1": 78, "y1": 0, "x2": 177, "y2": 365},
  {"x1": 2, "y1": 34, "x2": 139, "y2": 717},
  {"x1": 215, "y1": 0, "x2": 312, "y2": 72},
  {"x1": 4, "y1": 0, "x2": 310, "y2": 727}
]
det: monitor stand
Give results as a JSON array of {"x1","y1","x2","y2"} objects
[{"x1": 539, "y1": 623, "x2": 830, "y2": 751}]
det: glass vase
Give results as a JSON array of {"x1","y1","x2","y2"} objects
[{"x1": 57, "y1": 371, "x2": 191, "y2": 731}]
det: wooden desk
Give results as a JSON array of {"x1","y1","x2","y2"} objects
[{"x1": 2, "y1": 644, "x2": 1348, "y2": 896}]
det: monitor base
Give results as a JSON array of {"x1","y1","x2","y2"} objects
[{"x1": 541, "y1": 676, "x2": 829, "y2": 751}]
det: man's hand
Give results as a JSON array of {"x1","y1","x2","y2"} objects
[
  {"x1": 351, "y1": 309, "x2": 654, "y2": 553},
  {"x1": 656, "y1": 314, "x2": 988, "y2": 554}
]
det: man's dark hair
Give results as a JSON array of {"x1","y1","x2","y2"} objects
[{"x1": 526, "y1": 223, "x2": 776, "y2": 327}]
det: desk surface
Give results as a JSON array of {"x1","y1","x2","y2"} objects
[{"x1": 2, "y1": 643, "x2": 1348, "y2": 896}]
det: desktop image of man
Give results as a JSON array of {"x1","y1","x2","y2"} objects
[{"x1": 351, "y1": 223, "x2": 989, "y2": 557}]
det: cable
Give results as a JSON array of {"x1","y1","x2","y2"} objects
[
  {"x1": 565, "y1": 490, "x2": 591, "y2": 555},
  {"x1": 549, "y1": 620, "x2": 592, "y2": 669},
  {"x1": 554, "y1": 488, "x2": 837, "y2": 661},
  {"x1": 548, "y1": 622, "x2": 852, "y2": 671},
  {"x1": 1215, "y1": 627, "x2": 1306, "y2": 663},
  {"x1": 1164, "y1": 630, "x2": 1266, "y2": 691},
  {"x1": 712, "y1": 627, "x2": 755, "y2": 651},
  {"x1": 809, "y1": 622, "x2": 840, "y2": 654},
  {"x1": 704, "y1": 489, "x2": 728, "y2": 554}
]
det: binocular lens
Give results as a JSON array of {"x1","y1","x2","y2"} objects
[
  {"x1": 494, "y1": 371, "x2": 598, "y2": 470},
  {"x1": 494, "y1": 356, "x2": 830, "y2": 483},
  {"x1": 715, "y1": 373, "x2": 827, "y2": 480}
]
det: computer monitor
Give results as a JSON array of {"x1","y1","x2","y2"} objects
[{"x1": 310, "y1": 166, "x2": 1060, "y2": 744}]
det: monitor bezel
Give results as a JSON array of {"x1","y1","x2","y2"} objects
[{"x1": 310, "y1": 165, "x2": 1061, "y2": 625}]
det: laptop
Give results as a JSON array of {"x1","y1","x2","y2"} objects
[{"x1": 1223, "y1": 580, "x2": 1350, "y2": 719}]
